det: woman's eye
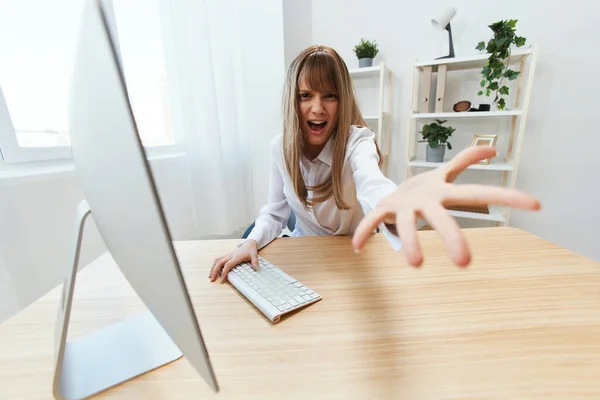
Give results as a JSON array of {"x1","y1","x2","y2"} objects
[
  {"x1": 300, "y1": 93, "x2": 310, "y2": 99},
  {"x1": 326, "y1": 93, "x2": 338, "y2": 99}
]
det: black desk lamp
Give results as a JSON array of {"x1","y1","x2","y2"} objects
[{"x1": 432, "y1": 7, "x2": 457, "y2": 59}]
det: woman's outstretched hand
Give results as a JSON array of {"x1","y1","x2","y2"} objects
[{"x1": 352, "y1": 146, "x2": 541, "y2": 267}]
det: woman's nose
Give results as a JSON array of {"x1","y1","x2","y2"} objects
[{"x1": 310, "y1": 97, "x2": 325, "y2": 114}]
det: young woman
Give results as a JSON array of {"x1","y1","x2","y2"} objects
[{"x1": 209, "y1": 45, "x2": 540, "y2": 283}]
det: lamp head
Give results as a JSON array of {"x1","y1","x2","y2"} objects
[{"x1": 432, "y1": 7, "x2": 457, "y2": 30}]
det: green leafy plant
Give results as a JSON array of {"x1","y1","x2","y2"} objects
[
  {"x1": 476, "y1": 19, "x2": 527, "y2": 110},
  {"x1": 419, "y1": 119, "x2": 455, "y2": 149},
  {"x1": 353, "y1": 38, "x2": 379, "y2": 59}
]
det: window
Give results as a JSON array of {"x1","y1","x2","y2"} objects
[
  {"x1": 0, "y1": 0, "x2": 80, "y2": 162},
  {"x1": 0, "y1": 0, "x2": 179, "y2": 164}
]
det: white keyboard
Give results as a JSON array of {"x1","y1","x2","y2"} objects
[{"x1": 226, "y1": 256, "x2": 322, "y2": 323}]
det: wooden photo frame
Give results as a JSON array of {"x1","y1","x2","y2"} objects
[{"x1": 470, "y1": 134, "x2": 498, "y2": 164}]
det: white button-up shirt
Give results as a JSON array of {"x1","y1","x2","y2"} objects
[{"x1": 247, "y1": 125, "x2": 401, "y2": 250}]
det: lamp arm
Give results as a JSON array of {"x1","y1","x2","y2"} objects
[
  {"x1": 435, "y1": 22, "x2": 455, "y2": 60},
  {"x1": 446, "y1": 23, "x2": 455, "y2": 58}
]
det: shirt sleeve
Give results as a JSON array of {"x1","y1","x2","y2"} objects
[
  {"x1": 347, "y1": 126, "x2": 403, "y2": 251},
  {"x1": 348, "y1": 127, "x2": 397, "y2": 211},
  {"x1": 244, "y1": 136, "x2": 291, "y2": 250}
]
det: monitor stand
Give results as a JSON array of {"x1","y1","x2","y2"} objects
[{"x1": 52, "y1": 200, "x2": 183, "y2": 400}]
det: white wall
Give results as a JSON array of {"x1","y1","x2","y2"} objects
[
  {"x1": 283, "y1": 0, "x2": 312, "y2": 67},
  {"x1": 309, "y1": 0, "x2": 600, "y2": 261}
]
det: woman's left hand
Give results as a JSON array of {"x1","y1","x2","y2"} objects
[{"x1": 352, "y1": 145, "x2": 541, "y2": 267}]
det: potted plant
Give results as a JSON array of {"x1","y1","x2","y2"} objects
[
  {"x1": 353, "y1": 38, "x2": 379, "y2": 68},
  {"x1": 475, "y1": 19, "x2": 527, "y2": 110},
  {"x1": 419, "y1": 119, "x2": 455, "y2": 162}
]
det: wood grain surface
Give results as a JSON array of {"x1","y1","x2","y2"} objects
[{"x1": 1, "y1": 227, "x2": 600, "y2": 399}]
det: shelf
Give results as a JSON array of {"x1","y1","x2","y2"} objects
[
  {"x1": 349, "y1": 61, "x2": 392, "y2": 175},
  {"x1": 412, "y1": 110, "x2": 523, "y2": 119},
  {"x1": 349, "y1": 64, "x2": 383, "y2": 76},
  {"x1": 409, "y1": 160, "x2": 513, "y2": 171},
  {"x1": 414, "y1": 47, "x2": 533, "y2": 72},
  {"x1": 447, "y1": 204, "x2": 506, "y2": 223},
  {"x1": 363, "y1": 112, "x2": 389, "y2": 120}
]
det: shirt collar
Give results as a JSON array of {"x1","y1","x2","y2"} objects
[{"x1": 315, "y1": 138, "x2": 333, "y2": 166}]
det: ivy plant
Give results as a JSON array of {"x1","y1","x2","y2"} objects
[
  {"x1": 419, "y1": 119, "x2": 455, "y2": 149},
  {"x1": 476, "y1": 19, "x2": 527, "y2": 110}
]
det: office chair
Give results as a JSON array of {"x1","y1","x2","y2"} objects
[{"x1": 242, "y1": 211, "x2": 296, "y2": 239}]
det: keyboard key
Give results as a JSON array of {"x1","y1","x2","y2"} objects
[
  {"x1": 271, "y1": 268, "x2": 297, "y2": 283},
  {"x1": 293, "y1": 295, "x2": 306, "y2": 304},
  {"x1": 289, "y1": 299, "x2": 299, "y2": 307}
]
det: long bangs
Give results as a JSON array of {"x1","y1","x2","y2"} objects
[{"x1": 298, "y1": 51, "x2": 340, "y2": 95}]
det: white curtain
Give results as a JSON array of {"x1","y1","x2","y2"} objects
[{"x1": 158, "y1": 0, "x2": 284, "y2": 238}]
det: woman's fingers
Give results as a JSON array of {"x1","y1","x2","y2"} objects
[
  {"x1": 395, "y1": 211, "x2": 423, "y2": 267},
  {"x1": 208, "y1": 257, "x2": 218, "y2": 278},
  {"x1": 445, "y1": 184, "x2": 541, "y2": 210},
  {"x1": 422, "y1": 204, "x2": 471, "y2": 267},
  {"x1": 220, "y1": 255, "x2": 247, "y2": 283},
  {"x1": 352, "y1": 208, "x2": 392, "y2": 252},
  {"x1": 210, "y1": 255, "x2": 230, "y2": 282},
  {"x1": 443, "y1": 146, "x2": 497, "y2": 183}
]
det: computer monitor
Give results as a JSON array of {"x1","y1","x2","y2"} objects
[{"x1": 52, "y1": 0, "x2": 219, "y2": 398}]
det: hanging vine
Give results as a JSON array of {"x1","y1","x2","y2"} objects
[{"x1": 476, "y1": 19, "x2": 527, "y2": 110}]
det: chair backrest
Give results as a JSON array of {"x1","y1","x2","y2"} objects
[{"x1": 241, "y1": 210, "x2": 296, "y2": 239}]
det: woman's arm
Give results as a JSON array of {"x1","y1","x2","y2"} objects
[
  {"x1": 348, "y1": 127, "x2": 397, "y2": 216},
  {"x1": 244, "y1": 136, "x2": 291, "y2": 250},
  {"x1": 347, "y1": 127, "x2": 404, "y2": 250},
  {"x1": 210, "y1": 136, "x2": 290, "y2": 282}
]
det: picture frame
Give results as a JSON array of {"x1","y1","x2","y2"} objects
[{"x1": 470, "y1": 134, "x2": 498, "y2": 164}]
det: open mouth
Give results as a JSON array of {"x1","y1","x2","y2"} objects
[{"x1": 308, "y1": 120, "x2": 327, "y2": 134}]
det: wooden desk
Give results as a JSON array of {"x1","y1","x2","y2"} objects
[{"x1": 2, "y1": 227, "x2": 600, "y2": 399}]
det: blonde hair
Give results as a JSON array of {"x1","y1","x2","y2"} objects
[{"x1": 282, "y1": 45, "x2": 380, "y2": 210}]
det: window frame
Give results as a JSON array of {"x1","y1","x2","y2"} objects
[
  {"x1": 0, "y1": 85, "x2": 72, "y2": 164},
  {"x1": 0, "y1": 0, "x2": 181, "y2": 166}
]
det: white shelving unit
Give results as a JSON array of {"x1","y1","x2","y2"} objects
[
  {"x1": 404, "y1": 45, "x2": 538, "y2": 226},
  {"x1": 412, "y1": 110, "x2": 523, "y2": 119},
  {"x1": 408, "y1": 160, "x2": 514, "y2": 171},
  {"x1": 349, "y1": 62, "x2": 392, "y2": 174}
]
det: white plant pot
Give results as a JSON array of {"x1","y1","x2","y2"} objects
[
  {"x1": 358, "y1": 58, "x2": 373, "y2": 68},
  {"x1": 426, "y1": 145, "x2": 445, "y2": 162}
]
